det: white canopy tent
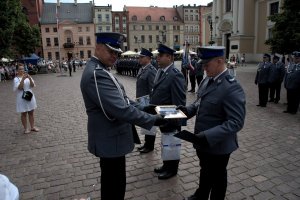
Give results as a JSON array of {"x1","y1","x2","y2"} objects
[
  {"x1": 175, "y1": 49, "x2": 197, "y2": 55},
  {"x1": 121, "y1": 50, "x2": 138, "y2": 57}
]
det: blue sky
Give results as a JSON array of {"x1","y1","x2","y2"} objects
[{"x1": 45, "y1": 0, "x2": 212, "y2": 11}]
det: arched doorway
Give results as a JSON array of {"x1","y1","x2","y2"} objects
[{"x1": 218, "y1": 20, "x2": 233, "y2": 59}]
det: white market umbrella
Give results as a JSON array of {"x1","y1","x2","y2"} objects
[{"x1": 121, "y1": 50, "x2": 138, "y2": 57}]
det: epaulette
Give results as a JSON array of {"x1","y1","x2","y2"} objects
[
  {"x1": 95, "y1": 64, "x2": 103, "y2": 70},
  {"x1": 172, "y1": 68, "x2": 180, "y2": 73},
  {"x1": 225, "y1": 74, "x2": 236, "y2": 83}
]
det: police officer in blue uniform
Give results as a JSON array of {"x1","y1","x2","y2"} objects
[
  {"x1": 135, "y1": 48, "x2": 158, "y2": 153},
  {"x1": 268, "y1": 54, "x2": 285, "y2": 103},
  {"x1": 146, "y1": 44, "x2": 186, "y2": 179},
  {"x1": 255, "y1": 54, "x2": 272, "y2": 107},
  {"x1": 177, "y1": 46, "x2": 246, "y2": 200},
  {"x1": 283, "y1": 51, "x2": 300, "y2": 114},
  {"x1": 80, "y1": 32, "x2": 166, "y2": 200}
]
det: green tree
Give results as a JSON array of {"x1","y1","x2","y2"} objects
[
  {"x1": 265, "y1": 0, "x2": 300, "y2": 54},
  {"x1": 0, "y1": 0, "x2": 40, "y2": 59}
]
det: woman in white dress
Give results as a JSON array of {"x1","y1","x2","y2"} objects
[{"x1": 13, "y1": 63, "x2": 39, "y2": 134}]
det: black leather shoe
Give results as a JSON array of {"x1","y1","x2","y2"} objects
[
  {"x1": 139, "y1": 147, "x2": 153, "y2": 154},
  {"x1": 183, "y1": 194, "x2": 199, "y2": 200},
  {"x1": 137, "y1": 145, "x2": 145, "y2": 151},
  {"x1": 158, "y1": 171, "x2": 177, "y2": 180},
  {"x1": 256, "y1": 104, "x2": 261, "y2": 106},
  {"x1": 283, "y1": 110, "x2": 289, "y2": 113},
  {"x1": 154, "y1": 166, "x2": 165, "y2": 173},
  {"x1": 268, "y1": 99, "x2": 274, "y2": 102},
  {"x1": 274, "y1": 100, "x2": 279, "y2": 104}
]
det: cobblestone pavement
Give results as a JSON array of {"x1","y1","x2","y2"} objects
[{"x1": 0, "y1": 62, "x2": 299, "y2": 200}]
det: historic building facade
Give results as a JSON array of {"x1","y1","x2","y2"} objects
[
  {"x1": 126, "y1": 6, "x2": 185, "y2": 52},
  {"x1": 208, "y1": 0, "x2": 283, "y2": 61},
  {"x1": 94, "y1": 5, "x2": 112, "y2": 33},
  {"x1": 112, "y1": 11, "x2": 129, "y2": 51},
  {"x1": 40, "y1": 1, "x2": 95, "y2": 61}
]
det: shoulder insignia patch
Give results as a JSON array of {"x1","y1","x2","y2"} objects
[
  {"x1": 225, "y1": 75, "x2": 236, "y2": 83},
  {"x1": 95, "y1": 64, "x2": 103, "y2": 70}
]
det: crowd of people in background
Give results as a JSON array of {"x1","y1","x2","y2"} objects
[{"x1": 255, "y1": 52, "x2": 300, "y2": 114}]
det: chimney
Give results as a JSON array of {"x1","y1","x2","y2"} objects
[
  {"x1": 57, "y1": 0, "x2": 60, "y2": 7},
  {"x1": 74, "y1": 0, "x2": 77, "y2": 6}
]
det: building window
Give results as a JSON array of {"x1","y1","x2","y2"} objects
[
  {"x1": 190, "y1": 26, "x2": 193, "y2": 32},
  {"x1": 132, "y1": 15, "x2": 137, "y2": 21},
  {"x1": 160, "y1": 16, "x2": 165, "y2": 21},
  {"x1": 268, "y1": 28, "x2": 273, "y2": 39},
  {"x1": 185, "y1": 26, "x2": 189, "y2": 32},
  {"x1": 146, "y1": 15, "x2": 151, "y2": 21},
  {"x1": 45, "y1": 27, "x2": 49, "y2": 32},
  {"x1": 116, "y1": 27, "x2": 120, "y2": 32},
  {"x1": 67, "y1": 37, "x2": 71, "y2": 43},
  {"x1": 173, "y1": 26, "x2": 176, "y2": 30},
  {"x1": 174, "y1": 35, "x2": 179, "y2": 43},
  {"x1": 87, "y1": 50, "x2": 92, "y2": 58},
  {"x1": 156, "y1": 25, "x2": 159, "y2": 30},
  {"x1": 80, "y1": 50, "x2": 84, "y2": 59},
  {"x1": 106, "y1": 14, "x2": 110, "y2": 22},
  {"x1": 173, "y1": 16, "x2": 178, "y2": 21},
  {"x1": 98, "y1": 26, "x2": 102, "y2": 32},
  {"x1": 156, "y1": 35, "x2": 159, "y2": 43},
  {"x1": 270, "y1": 2, "x2": 279, "y2": 16},
  {"x1": 106, "y1": 26, "x2": 110, "y2": 31},
  {"x1": 79, "y1": 37, "x2": 83, "y2": 45},
  {"x1": 194, "y1": 26, "x2": 199, "y2": 32},
  {"x1": 133, "y1": 25, "x2": 136, "y2": 30},
  {"x1": 55, "y1": 52, "x2": 59, "y2": 60},
  {"x1": 53, "y1": 27, "x2": 57, "y2": 32},
  {"x1": 87, "y1": 36, "x2": 91, "y2": 45},
  {"x1": 195, "y1": 15, "x2": 199, "y2": 21},
  {"x1": 141, "y1": 25, "x2": 144, "y2": 30},
  {"x1": 122, "y1": 27, "x2": 126, "y2": 33},
  {"x1": 226, "y1": 0, "x2": 231, "y2": 12},
  {"x1": 98, "y1": 14, "x2": 102, "y2": 22},
  {"x1": 149, "y1": 35, "x2": 152, "y2": 43},
  {"x1": 86, "y1": 27, "x2": 90, "y2": 32},
  {"x1": 115, "y1": 16, "x2": 119, "y2": 24},
  {"x1": 122, "y1": 16, "x2": 126, "y2": 24},
  {"x1": 148, "y1": 25, "x2": 152, "y2": 30},
  {"x1": 163, "y1": 25, "x2": 166, "y2": 31},
  {"x1": 141, "y1": 35, "x2": 145, "y2": 43},
  {"x1": 185, "y1": 15, "x2": 188, "y2": 21},
  {"x1": 78, "y1": 27, "x2": 82, "y2": 32},
  {"x1": 46, "y1": 38, "x2": 51, "y2": 46},
  {"x1": 54, "y1": 37, "x2": 58, "y2": 46},
  {"x1": 47, "y1": 52, "x2": 52, "y2": 60}
]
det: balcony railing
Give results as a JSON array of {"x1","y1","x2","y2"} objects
[{"x1": 63, "y1": 42, "x2": 75, "y2": 49}]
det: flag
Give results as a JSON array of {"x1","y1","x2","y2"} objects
[{"x1": 182, "y1": 40, "x2": 190, "y2": 69}]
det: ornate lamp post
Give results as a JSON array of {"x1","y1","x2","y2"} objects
[{"x1": 207, "y1": 16, "x2": 215, "y2": 46}]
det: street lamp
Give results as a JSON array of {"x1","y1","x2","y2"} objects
[
  {"x1": 134, "y1": 36, "x2": 140, "y2": 49},
  {"x1": 159, "y1": 30, "x2": 166, "y2": 44},
  {"x1": 207, "y1": 16, "x2": 215, "y2": 46}
]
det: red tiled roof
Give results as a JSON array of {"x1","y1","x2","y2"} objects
[{"x1": 127, "y1": 6, "x2": 182, "y2": 22}]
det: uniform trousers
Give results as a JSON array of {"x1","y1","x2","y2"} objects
[
  {"x1": 189, "y1": 73, "x2": 196, "y2": 91},
  {"x1": 286, "y1": 88, "x2": 300, "y2": 113},
  {"x1": 100, "y1": 156, "x2": 126, "y2": 200},
  {"x1": 196, "y1": 75, "x2": 204, "y2": 86},
  {"x1": 269, "y1": 81, "x2": 282, "y2": 102},
  {"x1": 194, "y1": 150, "x2": 230, "y2": 200},
  {"x1": 144, "y1": 135, "x2": 179, "y2": 172},
  {"x1": 258, "y1": 84, "x2": 269, "y2": 106}
]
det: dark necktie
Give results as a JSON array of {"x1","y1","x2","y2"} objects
[
  {"x1": 158, "y1": 70, "x2": 164, "y2": 80},
  {"x1": 206, "y1": 78, "x2": 214, "y2": 89}
]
